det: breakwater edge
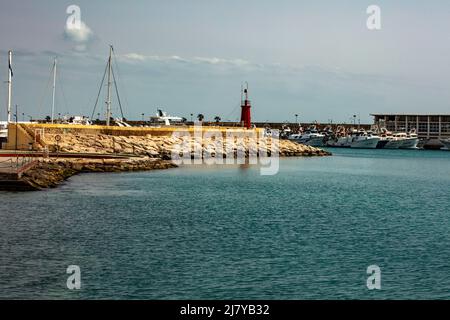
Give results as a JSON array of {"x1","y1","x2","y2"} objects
[{"x1": 0, "y1": 123, "x2": 331, "y2": 190}]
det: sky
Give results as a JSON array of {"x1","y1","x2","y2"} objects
[{"x1": 1, "y1": 0, "x2": 450, "y2": 123}]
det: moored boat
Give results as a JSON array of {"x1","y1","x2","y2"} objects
[
  {"x1": 350, "y1": 130, "x2": 380, "y2": 149},
  {"x1": 399, "y1": 131, "x2": 419, "y2": 149},
  {"x1": 289, "y1": 127, "x2": 325, "y2": 147},
  {"x1": 384, "y1": 133, "x2": 405, "y2": 149}
]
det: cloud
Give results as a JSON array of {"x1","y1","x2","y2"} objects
[
  {"x1": 117, "y1": 53, "x2": 257, "y2": 73},
  {"x1": 63, "y1": 21, "x2": 94, "y2": 52},
  {"x1": 193, "y1": 57, "x2": 250, "y2": 67}
]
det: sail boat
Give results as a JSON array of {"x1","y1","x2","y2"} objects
[{"x1": 91, "y1": 45, "x2": 127, "y2": 126}]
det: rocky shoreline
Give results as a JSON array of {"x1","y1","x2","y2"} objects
[{"x1": 20, "y1": 158, "x2": 177, "y2": 190}]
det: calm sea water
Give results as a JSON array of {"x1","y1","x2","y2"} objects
[{"x1": 1, "y1": 149, "x2": 450, "y2": 299}]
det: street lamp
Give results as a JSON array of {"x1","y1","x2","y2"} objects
[
  {"x1": 295, "y1": 114, "x2": 298, "y2": 124},
  {"x1": 141, "y1": 113, "x2": 145, "y2": 122}
]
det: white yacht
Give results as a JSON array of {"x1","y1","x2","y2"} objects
[
  {"x1": 326, "y1": 135, "x2": 351, "y2": 148},
  {"x1": 149, "y1": 109, "x2": 184, "y2": 126},
  {"x1": 350, "y1": 130, "x2": 380, "y2": 149},
  {"x1": 289, "y1": 128, "x2": 325, "y2": 147},
  {"x1": 384, "y1": 133, "x2": 405, "y2": 149},
  {"x1": 399, "y1": 131, "x2": 419, "y2": 149},
  {"x1": 61, "y1": 115, "x2": 92, "y2": 125}
]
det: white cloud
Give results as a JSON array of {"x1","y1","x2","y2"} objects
[
  {"x1": 193, "y1": 57, "x2": 250, "y2": 66},
  {"x1": 63, "y1": 21, "x2": 94, "y2": 52},
  {"x1": 122, "y1": 53, "x2": 148, "y2": 62},
  {"x1": 118, "y1": 53, "x2": 253, "y2": 69}
]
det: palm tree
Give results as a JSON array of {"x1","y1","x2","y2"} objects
[
  {"x1": 197, "y1": 114, "x2": 204, "y2": 122},
  {"x1": 214, "y1": 116, "x2": 221, "y2": 125}
]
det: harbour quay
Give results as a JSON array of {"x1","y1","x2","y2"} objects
[{"x1": 372, "y1": 114, "x2": 450, "y2": 149}]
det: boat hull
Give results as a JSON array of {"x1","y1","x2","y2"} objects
[
  {"x1": 351, "y1": 137, "x2": 380, "y2": 149},
  {"x1": 384, "y1": 139, "x2": 403, "y2": 149},
  {"x1": 399, "y1": 138, "x2": 419, "y2": 149},
  {"x1": 290, "y1": 137, "x2": 324, "y2": 147},
  {"x1": 376, "y1": 140, "x2": 389, "y2": 149},
  {"x1": 305, "y1": 137, "x2": 325, "y2": 147}
]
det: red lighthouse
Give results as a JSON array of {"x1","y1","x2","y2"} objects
[{"x1": 240, "y1": 83, "x2": 252, "y2": 129}]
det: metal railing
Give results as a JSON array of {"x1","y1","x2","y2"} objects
[
  {"x1": 0, "y1": 149, "x2": 41, "y2": 174},
  {"x1": 0, "y1": 157, "x2": 14, "y2": 170}
]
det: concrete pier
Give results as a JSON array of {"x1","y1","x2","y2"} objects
[{"x1": 0, "y1": 156, "x2": 39, "y2": 190}]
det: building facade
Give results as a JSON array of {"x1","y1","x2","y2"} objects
[{"x1": 372, "y1": 114, "x2": 450, "y2": 139}]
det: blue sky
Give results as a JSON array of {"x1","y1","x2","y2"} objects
[{"x1": 1, "y1": 0, "x2": 450, "y2": 123}]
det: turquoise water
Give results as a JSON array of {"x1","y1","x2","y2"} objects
[{"x1": 1, "y1": 149, "x2": 450, "y2": 299}]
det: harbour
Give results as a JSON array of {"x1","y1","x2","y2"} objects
[{"x1": 1, "y1": 1, "x2": 450, "y2": 305}]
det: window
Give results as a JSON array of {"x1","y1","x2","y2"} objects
[
  {"x1": 430, "y1": 123, "x2": 439, "y2": 133},
  {"x1": 396, "y1": 121, "x2": 406, "y2": 131},
  {"x1": 386, "y1": 123, "x2": 395, "y2": 131},
  {"x1": 418, "y1": 123, "x2": 428, "y2": 133},
  {"x1": 441, "y1": 123, "x2": 450, "y2": 133}
]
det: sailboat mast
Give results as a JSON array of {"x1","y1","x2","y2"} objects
[
  {"x1": 105, "y1": 45, "x2": 113, "y2": 126},
  {"x1": 7, "y1": 50, "x2": 12, "y2": 123},
  {"x1": 51, "y1": 57, "x2": 57, "y2": 124}
]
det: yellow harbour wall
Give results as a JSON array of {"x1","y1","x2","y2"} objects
[{"x1": 4, "y1": 123, "x2": 263, "y2": 151}]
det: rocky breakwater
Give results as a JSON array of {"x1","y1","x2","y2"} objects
[
  {"x1": 20, "y1": 158, "x2": 176, "y2": 190},
  {"x1": 40, "y1": 132, "x2": 332, "y2": 158},
  {"x1": 15, "y1": 130, "x2": 330, "y2": 190}
]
